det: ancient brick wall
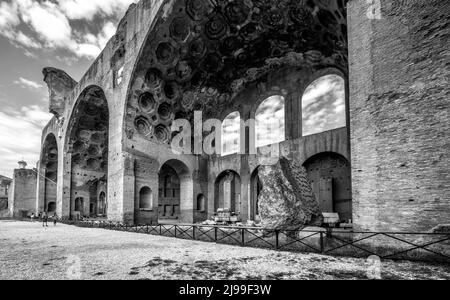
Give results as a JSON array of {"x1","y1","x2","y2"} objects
[{"x1": 348, "y1": 0, "x2": 450, "y2": 231}]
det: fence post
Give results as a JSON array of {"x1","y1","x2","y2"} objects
[
  {"x1": 159, "y1": 225, "x2": 162, "y2": 235},
  {"x1": 241, "y1": 228, "x2": 245, "y2": 246},
  {"x1": 275, "y1": 230, "x2": 279, "y2": 250},
  {"x1": 193, "y1": 226, "x2": 196, "y2": 240},
  {"x1": 214, "y1": 227, "x2": 218, "y2": 242},
  {"x1": 175, "y1": 225, "x2": 177, "y2": 238},
  {"x1": 320, "y1": 232, "x2": 324, "y2": 254}
]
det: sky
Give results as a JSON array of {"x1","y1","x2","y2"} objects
[
  {"x1": 302, "y1": 74, "x2": 346, "y2": 136},
  {"x1": 0, "y1": 0, "x2": 136, "y2": 177}
]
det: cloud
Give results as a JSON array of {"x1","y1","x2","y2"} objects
[
  {"x1": 222, "y1": 112, "x2": 241, "y2": 155},
  {"x1": 14, "y1": 77, "x2": 44, "y2": 89},
  {"x1": 59, "y1": 0, "x2": 136, "y2": 20},
  {"x1": 0, "y1": 0, "x2": 137, "y2": 59},
  {"x1": 302, "y1": 75, "x2": 346, "y2": 136},
  {"x1": 73, "y1": 21, "x2": 117, "y2": 57},
  {"x1": 17, "y1": 0, "x2": 73, "y2": 47},
  {"x1": 0, "y1": 105, "x2": 52, "y2": 177},
  {"x1": 0, "y1": 1, "x2": 20, "y2": 29},
  {"x1": 256, "y1": 96, "x2": 285, "y2": 148}
]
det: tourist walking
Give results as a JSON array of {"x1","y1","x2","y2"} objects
[
  {"x1": 42, "y1": 212, "x2": 48, "y2": 227},
  {"x1": 53, "y1": 213, "x2": 58, "y2": 226}
]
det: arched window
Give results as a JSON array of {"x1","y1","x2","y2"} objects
[
  {"x1": 222, "y1": 112, "x2": 241, "y2": 156},
  {"x1": 75, "y1": 197, "x2": 84, "y2": 212},
  {"x1": 139, "y1": 187, "x2": 153, "y2": 210},
  {"x1": 302, "y1": 75, "x2": 346, "y2": 136},
  {"x1": 197, "y1": 194, "x2": 206, "y2": 212},
  {"x1": 255, "y1": 96, "x2": 285, "y2": 148}
]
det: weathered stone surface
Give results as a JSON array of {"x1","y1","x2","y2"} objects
[
  {"x1": 348, "y1": 0, "x2": 450, "y2": 232},
  {"x1": 429, "y1": 224, "x2": 450, "y2": 234},
  {"x1": 258, "y1": 157, "x2": 321, "y2": 230},
  {"x1": 42, "y1": 67, "x2": 77, "y2": 118}
]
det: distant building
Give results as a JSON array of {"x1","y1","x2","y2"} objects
[
  {"x1": 8, "y1": 161, "x2": 37, "y2": 218},
  {"x1": 0, "y1": 175, "x2": 12, "y2": 217}
]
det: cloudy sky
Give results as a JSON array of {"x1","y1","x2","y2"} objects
[
  {"x1": 0, "y1": 0, "x2": 136, "y2": 177},
  {"x1": 302, "y1": 74, "x2": 346, "y2": 136}
]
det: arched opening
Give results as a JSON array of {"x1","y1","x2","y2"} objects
[
  {"x1": 159, "y1": 165, "x2": 180, "y2": 219},
  {"x1": 98, "y1": 191, "x2": 106, "y2": 216},
  {"x1": 74, "y1": 197, "x2": 84, "y2": 213},
  {"x1": 158, "y1": 159, "x2": 193, "y2": 223},
  {"x1": 302, "y1": 74, "x2": 346, "y2": 136},
  {"x1": 122, "y1": 0, "x2": 348, "y2": 223},
  {"x1": 197, "y1": 194, "x2": 206, "y2": 212},
  {"x1": 255, "y1": 96, "x2": 285, "y2": 148},
  {"x1": 139, "y1": 187, "x2": 153, "y2": 209},
  {"x1": 47, "y1": 202, "x2": 56, "y2": 213},
  {"x1": 214, "y1": 171, "x2": 241, "y2": 215},
  {"x1": 125, "y1": 0, "x2": 348, "y2": 151},
  {"x1": 222, "y1": 111, "x2": 241, "y2": 156},
  {"x1": 41, "y1": 134, "x2": 58, "y2": 213},
  {"x1": 250, "y1": 167, "x2": 262, "y2": 221},
  {"x1": 89, "y1": 202, "x2": 96, "y2": 215},
  {"x1": 303, "y1": 152, "x2": 352, "y2": 222},
  {"x1": 66, "y1": 86, "x2": 109, "y2": 219}
]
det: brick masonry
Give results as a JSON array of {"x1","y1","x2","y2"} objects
[{"x1": 348, "y1": 0, "x2": 450, "y2": 231}]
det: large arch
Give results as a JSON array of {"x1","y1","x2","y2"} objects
[
  {"x1": 39, "y1": 133, "x2": 58, "y2": 214},
  {"x1": 303, "y1": 152, "x2": 352, "y2": 222},
  {"x1": 158, "y1": 159, "x2": 193, "y2": 223},
  {"x1": 119, "y1": 0, "x2": 348, "y2": 224},
  {"x1": 124, "y1": 0, "x2": 348, "y2": 149},
  {"x1": 65, "y1": 86, "x2": 109, "y2": 220}
]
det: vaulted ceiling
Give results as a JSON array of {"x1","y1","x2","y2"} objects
[{"x1": 126, "y1": 0, "x2": 348, "y2": 144}]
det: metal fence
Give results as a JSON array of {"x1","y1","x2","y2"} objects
[{"x1": 59, "y1": 220, "x2": 450, "y2": 263}]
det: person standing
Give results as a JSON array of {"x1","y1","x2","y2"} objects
[
  {"x1": 53, "y1": 213, "x2": 58, "y2": 226},
  {"x1": 42, "y1": 212, "x2": 48, "y2": 227}
]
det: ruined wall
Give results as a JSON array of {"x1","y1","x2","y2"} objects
[
  {"x1": 40, "y1": 0, "x2": 350, "y2": 223},
  {"x1": 35, "y1": 0, "x2": 167, "y2": 221},
  {"x1": 348, "y1": 0, "x2": 450, "y2": 231},
  {"x1": 10, "y1": 169, "x2": 37, "y2": 218},
  {"x1": 0, "y1": 177, "x2": 11, "y2": 216},
  {"x1": 208, "y1": 127, "x2": 350, "y2": 221},
  {"x1": 134, "y1": 155, "x2": 159, "y2": 224}
]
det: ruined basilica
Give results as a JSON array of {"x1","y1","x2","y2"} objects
[{"x1": 10, "y1": 0, "x2": 448, "y2": 232}]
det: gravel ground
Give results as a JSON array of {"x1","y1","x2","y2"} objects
[{"x1": 0, "y1": 220, "x2": 449, "y2": 280}]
